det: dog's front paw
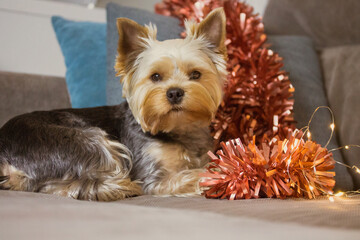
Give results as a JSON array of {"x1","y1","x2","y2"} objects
[{"x1": 151, "y1": 169, "x2": 206, "y2": 197}]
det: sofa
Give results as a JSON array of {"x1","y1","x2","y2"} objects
[{"x1": 1, "y1": 0, "x2": 360, "y2": 239}]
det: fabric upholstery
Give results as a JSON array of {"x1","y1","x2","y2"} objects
[
  {"x1": 0, "y1": 191, "x2": 359, "y2": 240},
  {"x1": 263, "y1": 0, "x2": 360, "y2": 49},
  {"x1": 321, "y1": 45, "x2": 360, "y2": 188},
  {"x1": 52, "y1": 16, "x2": 107, "y2": 108},
  {"x1": 267, "y1": 36, "x2": 354, "y2": 190},
  {"x1": 0, "y1": 71, "x2": 70, "y2": 127},
  {"x1": 106, "y1": 3, "x2": 183, "y2": 105},
  {"x1": 121, "y1": 195, "x2": 360, "y2": 229}
]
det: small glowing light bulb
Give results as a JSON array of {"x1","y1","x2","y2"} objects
[
  {"x1": 307, "y1": 132, "x2": 311, "y2": 139},
  {"x1": 335, "y1": 192, "x2": 344, "y2": 197},
  {"x1": 330, "y1": 123, "x2": 335, "y2": 130},
  {"x1": 194, "y1": 1, "x2": 204, "y2": 8},
  {"x1": 309, "y1": 185, "x2": 314, "y2": 191},
  {"x1": 345, "y1": 145, "x2": 349, "y2": 150},
  {"x1": 328, "y1": 196, "x2": 335, "y2": 202},
  {"x1": 354, "y1": 166, "x2": 360, "y2": 174}
]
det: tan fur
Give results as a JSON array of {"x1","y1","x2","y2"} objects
[
  {"x1": 115, "y1": 18, "x2": 157, "y2": 98},
  {"x1": 115, "y1": 8, "x2": 227, "y2": 136},
  {"x1": 39, "y1": 129, "x2": 142, "y2": 201},
  {"x1": 40, "y1": 176, "x2": 142, "y2": 201},
  {"x1": 115, "y1": 18, "x2": 150, "y2": 81},
  {"x1": 185, "y1": 8, "x2": 227, "y2": 59},
  {"x1": 0, "y1": 163, "x2": 30, "y2": 191},
  {"x1": 146, "y1": 142, "x2": 201, "y2": 172},
  {"x1": 144, "y1": 141, "x2": 207, "y2": 196},
  {"x1": 121, "y1": 37, "x2": 226, "y2": 134},
  {"x1": 152, "y1": 169, "x2": 205, "y2": 196}
]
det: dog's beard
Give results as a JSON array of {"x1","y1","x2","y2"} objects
[{"x1": 139, "y1": 83, "x2": 218, "y2": 135}]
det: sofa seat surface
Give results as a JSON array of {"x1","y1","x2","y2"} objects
[
  {"x1": 122, "y1": 194, "x2": 360, "y2": 229},
  {"x1": 0, "y1": 191, "x2": 359, "y2": 240}
]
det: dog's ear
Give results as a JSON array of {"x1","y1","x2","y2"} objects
[
  {"x1": 186, "y1": 8, "x2": 226, "y2": 56},
  {"x1": 115, "y1": 18, "x2": 149, "y2": 79}
]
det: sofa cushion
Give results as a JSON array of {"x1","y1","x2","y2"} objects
[
  {"x1": 267, "y1": 36, "x2": 354, "y2": 190},
  {"x1": 52, "y1": 16, "x2": 107, "y2": 108},
  {"x1": 121, "y1": 195, "x2": 360, "y2": 230},
  {"x1": 263, "y1": 0, "x2": 360, "y2": 49},
  {"x1": 0, "y1": 71, "x2": 70, "y2": 127},
  {"x1": 321, "y1": 45, "x2": 360, "y2": 188},
  {"x1": 106, "y1": 2, "x2": 183, "y2": 105}
]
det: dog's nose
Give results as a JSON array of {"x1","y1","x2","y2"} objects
[{"x1": 166, "y1": 88, "x2": 184, "y2": 105}]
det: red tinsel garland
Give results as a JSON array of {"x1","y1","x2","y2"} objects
[
  {"x1": 200, "y1": 130, "x2": 336, "y2": 200},
  {"x1": 156, "y1": 0, "x2": 295, "y2": 148},
  {"x1": 156, "y1": 0, "x2": 337, "y2": 200}
]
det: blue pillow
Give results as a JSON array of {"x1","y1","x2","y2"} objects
[
  {"x1": 52, "y1": 16, "x2": 106, "y2": 108},
  {"x1": 106, "y1": 3, "x2": 183, "y2": 105}
]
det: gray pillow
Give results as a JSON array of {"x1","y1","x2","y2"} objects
[
  {"x1": 267, "y1": 36, "x2": 354, "y2": 191},
  {"x1": 263, "y1": 0, "x2": 360, "y2": 49},
  {"x1": 321, "y1": 45, "x2": 360, "y2": 188},
  {"x1": 106, "y1": 3, "x2": 183, "y2": 105}
]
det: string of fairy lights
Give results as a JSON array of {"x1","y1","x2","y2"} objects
[{"x1": 288, "y1": 106, "x2": 360, "y2": 202}]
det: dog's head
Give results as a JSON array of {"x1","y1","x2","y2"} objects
[{"x1": 115, "y1": 8, "x2": 227, "y2": 135}]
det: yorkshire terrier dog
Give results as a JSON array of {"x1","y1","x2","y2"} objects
[{"x1": 0, "y1": 8, "x2": 227, "y2": 201}]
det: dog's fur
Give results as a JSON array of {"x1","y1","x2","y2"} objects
[{"x1": 0, "y1": 8, "x2": 227, "y2": 201}]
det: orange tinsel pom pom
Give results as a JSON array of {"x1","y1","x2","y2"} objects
[{"x1": 200, "y1": 130, "x2": 336, "y2": 200}]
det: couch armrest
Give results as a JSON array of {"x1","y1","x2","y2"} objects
[{"x1": 0, "y1": 71, "x2": 71, "y2": 127}]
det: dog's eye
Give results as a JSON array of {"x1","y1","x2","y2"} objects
[
  {"x1": 151, "y1": 73, "x2": 162, "y2": 82},
  {"x1": 190, "y1": 71, "x2": 201, "y2": 80}
]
